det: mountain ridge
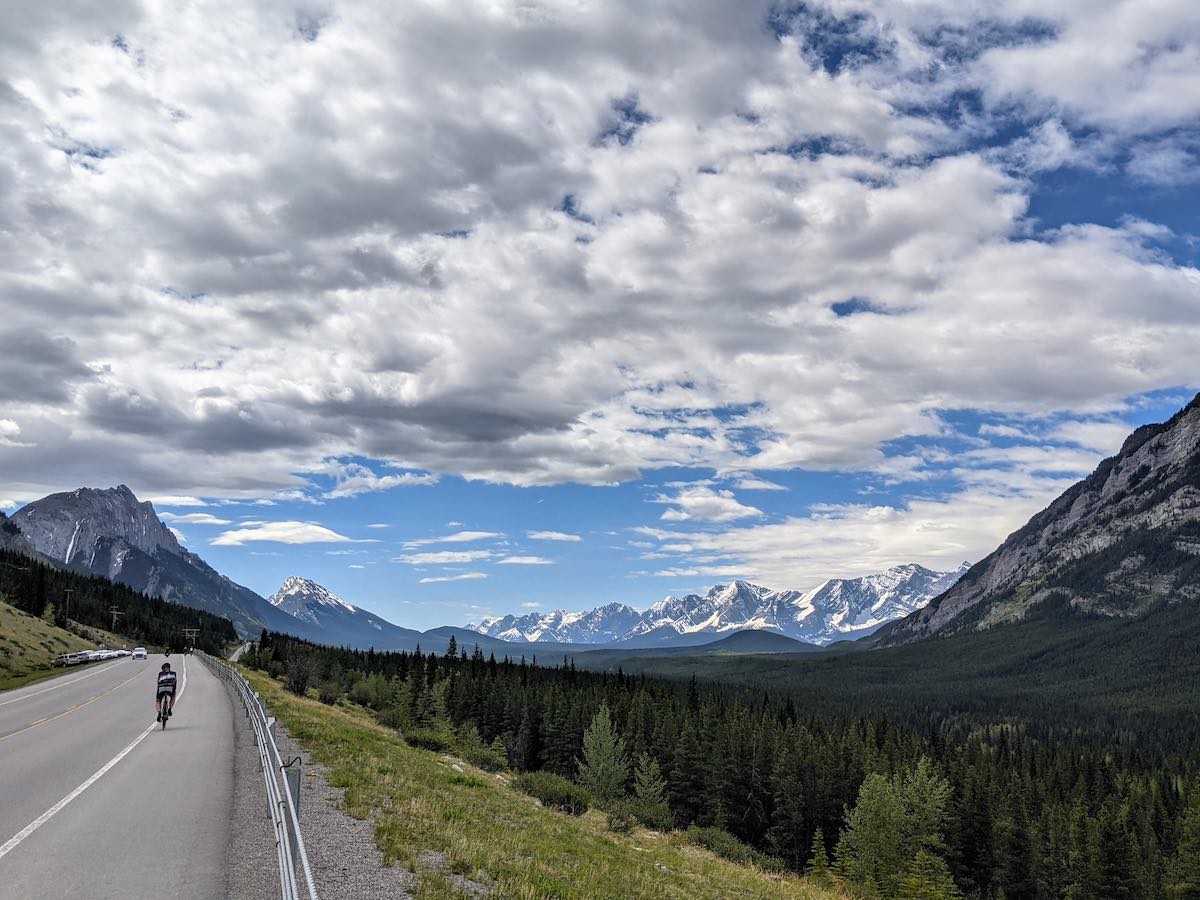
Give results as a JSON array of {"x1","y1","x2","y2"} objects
[
  {"x1": 880, "y1": 391, "x2": 1200, "y2": 644},
  {"x1": 469, "y1": 561, "x2": 969, "y2": 647}
]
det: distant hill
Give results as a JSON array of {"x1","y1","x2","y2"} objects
[
  {"x1": 696, "y1": 629, "x2": 820, "y2": 654},
  {"x1": 881, "y1": 391, "x2": 1200, "y2": 644},
  {"x1": 268, "y1": 576, "x2": 424, "y2": 649}
]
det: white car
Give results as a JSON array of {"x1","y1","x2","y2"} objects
[{"x1": 132, "y1": 647, "x2": 147, "y2": 659}]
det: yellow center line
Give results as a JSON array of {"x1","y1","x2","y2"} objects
[{"x1": 0, "y1": 669, "x2": 145, "y2": 744}]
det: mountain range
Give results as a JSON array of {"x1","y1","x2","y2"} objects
[{"x1": 469, "y1": 562, "x2": 969, "y2": 647}]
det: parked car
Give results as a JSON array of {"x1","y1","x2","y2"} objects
[
  {"x1": 52, "y1": 653, "x2": 72, "y2": 667},
  {"x1": 132, "y1": 647, "x2": 147, "y2": 659}
]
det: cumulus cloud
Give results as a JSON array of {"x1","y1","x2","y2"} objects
[
  {"x1": 419, "y1": 572, "x2": 488, "y2": 583},
  {"x1": 0, "y1": 0, "x2": 1195, "y2": 517},
  {"x1": 211, "y1": 521, "x2": 370, "y2": 546},
  {"x1": 527, "y1": 530, "x2": 582, "y2": 542},
  {"x1": 655, "y1": 486, "x2": 763, "y2": 523}
]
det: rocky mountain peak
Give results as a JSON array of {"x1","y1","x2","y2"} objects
[{"x1": 12, "y1": 484, "x2": 181, "y2": 566}]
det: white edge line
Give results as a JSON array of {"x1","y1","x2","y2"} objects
[
  {"x1": 0, "y1": 656, "x2": 187, "y2": 861},
  {"x1": 0, "y1": 659, "x2": 126, "y2": 708}
]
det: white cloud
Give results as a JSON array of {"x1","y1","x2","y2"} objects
[
  {"x1": 349, "y1": 564, "x2": 366, "y2": 569},
  {"x1": 403, "y1": 531, "x2": 504, "y2": 547},
  {"x1": 654, "y1": 486, "x2": 763, "y2": 523},
  {"x1": 526, "y1": 530, "x2": 582, "y2": 542},
  {"x1": 146, "y1": 496, "x2": 209, "y2": 507},
  {"x1": 159, "y1": 512, "x2": 233, "y2": 526},
  {"x1": 0, "y1": 0, "x2": 1195, "y2": 513},
  {"x1": 366, "y1": 523, "x2": 391, "y2": 529},
  {"x1": 728, "y1": 475, "x2": 787, "y2": 491},
  {"x1": 211, "y1": 521, "x2": 369, "y2": 547},
  {"x1": 395, "y1": 550, "x2": 494, "y2": 565},
  {"x1": 496, "y1": 556, "x2": 554, "y2": 565},
  {"x1": 168, "y1": 527, "x2": 187, "y2": 544},
  {"x1": 520, "y1": 601, "x2": 542, "y2": 608},
  {"x1": 419, "y1": 572, "x2": 488, "y2": 584}
]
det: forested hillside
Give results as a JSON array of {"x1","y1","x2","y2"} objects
[
  {"x1": 247, "y1": 631, "x2": 1200, "y2": 898},
  {"x1": 0, "y1": 547, "x2": 238, "y2": 654}
]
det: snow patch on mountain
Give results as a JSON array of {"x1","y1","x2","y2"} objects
[{"x1": 468, "y1": 562, "x2": 970, "y2": 646}]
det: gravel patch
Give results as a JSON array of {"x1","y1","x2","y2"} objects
[{"x1": 271, "y1": 716, "x2": 418, "y2": 900}]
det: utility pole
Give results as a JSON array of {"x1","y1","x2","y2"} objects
[
  {"x1": 64, "y1": 589, "x2": 74, "y2": 621},
  {"x1": 108, "y1": 605, "x2": 123, "y2": 632},
  {"x1": 182, "y1": 627, "x2": 200, "y2": 651}
]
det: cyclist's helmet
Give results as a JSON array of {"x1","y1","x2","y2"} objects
[{"x1": 161, "y1": 662, "x2": 171, "y2": 671}]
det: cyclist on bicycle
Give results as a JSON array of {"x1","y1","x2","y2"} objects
[{"x1": 156, "y1": 661, "x2": 178, "y2": 721}]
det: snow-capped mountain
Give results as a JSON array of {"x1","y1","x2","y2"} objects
[
  {"x1": 468, "y1": 562, "x2": 970, "y2": 647},
  {"x1": 268, "y1": 576, "x2": 423, "y2": 648}
]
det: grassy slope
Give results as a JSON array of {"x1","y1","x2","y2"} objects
[
  {"x1": 0, "y1": 599, "x2": 92, "y2": 688},
  {"x1": 0, "y1": 598, "x2": 138, "y2": 690},
  {"x1": 244, "y1": 670, "x2": 844, "y2": 900}
]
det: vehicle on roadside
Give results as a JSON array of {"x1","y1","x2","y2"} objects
[
  {"x1": 132, "y1": 647, "x2": 147, "y2": 659},
  {"x1": 53, "y1": 653, "x2": 72, "y2": 667}
]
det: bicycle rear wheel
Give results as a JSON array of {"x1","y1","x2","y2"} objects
[{"x1": 160, "y1": 695, "x2": 169, "y2": 729}]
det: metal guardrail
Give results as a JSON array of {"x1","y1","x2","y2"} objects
[{"x1": 197, "y1": 651, "x2": 319, "y2": 900}]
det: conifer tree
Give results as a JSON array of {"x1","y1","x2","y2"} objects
[
  {"x1": 578, "y1": 703, "x2": 630, "y2": 805},
  {"x1": 632, "y1": 752, "x2": 672, "y2": 829},
  {"x1": 896, "y1": 850, "x2": 964, "y2": 899},
  {"x1": 808, "y1": 828, "x2": 829, "y2": 875}
]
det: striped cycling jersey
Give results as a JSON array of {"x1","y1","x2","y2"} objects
[{"x1": 157, "y1": 670, "x2": 178, "y2": 694}]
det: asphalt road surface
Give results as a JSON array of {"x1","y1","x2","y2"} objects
[{"x1": 0, "y1": 654, "x2": 235, "y2": 898}]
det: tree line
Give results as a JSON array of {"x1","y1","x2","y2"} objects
[
  {"x1": 247, "y1": 630, "x2": 1200, "y2": 898},
  {"x1": 0, "y1": 547, "x2": 237, "y2": 653}
]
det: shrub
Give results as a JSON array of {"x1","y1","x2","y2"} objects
[
  {"x1": 512, "y1": 771, "x2": 591, "y2": 816},
  {"x1": 317, "y1": 679, "x2": 342, "y2": 705},
  {"x1": 403, "y1": 728, "x2": 452, "y2": 752},
  {"x1": 632, "y1": 800, "x2": 674, "y2": 831},
  {"x1": 606, "y1": 799, "x2": 637, "y2": 834},
  {"x1": 686, "y1": 826, "x2": 781, "y2": 871},
  {"x1": 375, "y1": 706, "x2": 406, "y2": 730},
  {"x1": 464, "y1": 744, "x2": 507, "y2": 772},
  {"x1": 285, "y1": 655, "x2": 316, "y2": 696}
]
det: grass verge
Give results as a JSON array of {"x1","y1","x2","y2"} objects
[
  {"x1": 244, "y1": 669, "x2": 846, "y2": 899},
  {"x1": 0, "y1": 599, "x2": 93, "y2": 688}
]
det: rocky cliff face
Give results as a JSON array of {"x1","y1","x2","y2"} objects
[{"x1": 883, "y1": 393, "x2": 1200, "y2": 644}]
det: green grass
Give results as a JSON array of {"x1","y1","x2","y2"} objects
[
  {"x1": 0, "y1": 598, "x2": 140, "y2": 691},
  {"x1": 0, "y1": 599, "x2": 94, "y2": 688},
  {"x1": 244, "y1": 669, "x2": 847, "y2": 899}
]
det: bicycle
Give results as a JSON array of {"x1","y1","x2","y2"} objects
[{"x1": 158, "y1": 693, "x2": 172, "y2": 729}]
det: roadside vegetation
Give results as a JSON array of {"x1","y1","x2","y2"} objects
[
  {"x1": 0, "y1": 599, "x2": 94, "y2": 689},
  {"x1": 0, "y1": 548, "x2": 238, "y2": 654},
  {"x1": 246, "y1": 630, "x2": 1200, "y2": 898},
  {"x1": 243, "y1": 666, "x2": 843, "y2": 899}
]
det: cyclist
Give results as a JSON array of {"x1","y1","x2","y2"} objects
[{"x1": 156, "y1": 661, "x2": 178, "y2": 722}]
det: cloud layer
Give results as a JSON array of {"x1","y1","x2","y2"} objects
[{"x1": 1, "y1": 1, "x2": 1197, "y2": 592}]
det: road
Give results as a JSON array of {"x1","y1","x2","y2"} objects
[{"x1": 0, "y1": 654, "x2": 235, "y2": 898}]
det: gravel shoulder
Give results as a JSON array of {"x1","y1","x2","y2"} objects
[
  {"x1": 272, "y1": 714, "x2": 417, "y2": 900},
  {"x1": 223, "y1": 678, "x2": 278, "y2": 900}
]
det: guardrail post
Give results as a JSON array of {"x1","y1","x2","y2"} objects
[{"x1": 283, "y1": 757, "x2": 302, "y2": 814}]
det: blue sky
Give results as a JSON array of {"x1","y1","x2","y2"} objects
[{"x1": 1, "y1": 1, "x2": 1198, "y2": 630}]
